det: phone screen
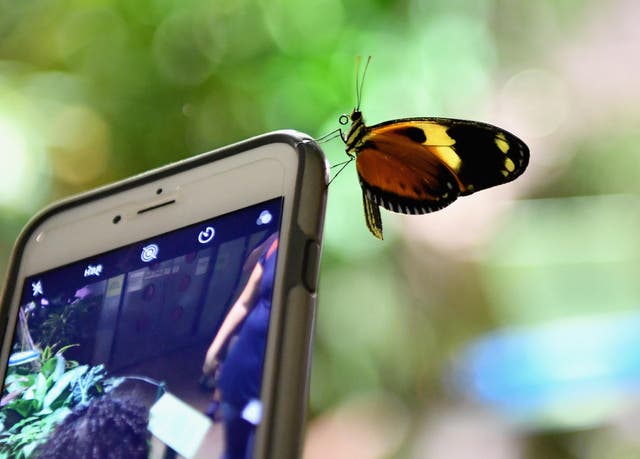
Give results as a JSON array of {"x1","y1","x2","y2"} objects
[{"x1": 1, "y1": 197, "x2": 283, "y2": 459}]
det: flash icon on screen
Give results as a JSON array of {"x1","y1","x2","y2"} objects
[{"x1": 31, "y1": 280, "x2": 43, "y2": 297}]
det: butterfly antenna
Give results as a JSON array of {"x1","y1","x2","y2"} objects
[
  {"x1": 355, "y1": 55, "x2": 372, "y2": 111},
  {"x1": 328, "y1": 157, "x2": 354, "y2": 186},
  {"x1": 354, "y1": 55, "x2": 362, "y2": 109}
]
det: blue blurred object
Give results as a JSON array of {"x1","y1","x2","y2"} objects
[{"x1": 454, "y1": 313, "x2": 640, "y2": 429}]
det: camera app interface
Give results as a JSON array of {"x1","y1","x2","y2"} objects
[{"x1": 0, "y1": 198, "x2": 282, "y2": 459}]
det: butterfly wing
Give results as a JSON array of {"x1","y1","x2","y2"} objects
[
  {"x1": 362, "y1": 191, "x2": 383, "y2": 239},
  {"x1": 355, "y1": 132, "x2": 460, "y2": 239},
  {"x1": 356, "y1": 126, "x2": 461, "y2": 209},
  {"x1": 351, "y1": 117, "x2": 529, "y2": 239},
  {"x1": 363, "y1": 118, "x2": 529, "y2": 195}
]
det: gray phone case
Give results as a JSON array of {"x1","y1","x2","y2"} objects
[{"x1": 0, "y1": 129, "x2": 328, "y2": 459}]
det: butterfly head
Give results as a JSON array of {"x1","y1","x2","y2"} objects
[
  {"x1": 338, "y1": 109, "x2": 363, "y2": 127},
  {"x1": 349, "y1": 109, "x2": 363, "y2": 124},
  {"x1": 339, "y1": 109, "x2": 368, "y2": 154}
]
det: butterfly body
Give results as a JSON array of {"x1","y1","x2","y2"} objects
[{"x1": 342, "y1": 109, "x2": 530, "y2": 239}]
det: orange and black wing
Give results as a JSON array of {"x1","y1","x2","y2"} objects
[
  {"x1": 355, "y1": 117, "x2": 529, "y2": 238},
  {"x1": 364, "y1": 117, "x2": 529, "y2": 195},
  {"x1": 356, "y1": 130, "x2": 461, "y2": 239},
  {"x1": 356, "y1": 133, "x2": 460, "y2": 214}
]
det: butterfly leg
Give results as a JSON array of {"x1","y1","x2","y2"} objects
[
  {"x1": 330, "y1": 159, "x2": 353, "y2": 169},
  {"x1": 315, "y1": 128, "x2": 343, "y2": 144},
  {"x1": 362, "y1": 190, "x2": 383, "y2": 239},
  {"x1": 328, "y1": 157, "x2": 354, "y2": 186}
]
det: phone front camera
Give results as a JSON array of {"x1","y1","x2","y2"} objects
[
  {"x1": 113, "y1": 215, "x2": 122, "y2": 224},
  {"x1": 156, "y1": 188, "x2": 163, "y2": 195}
]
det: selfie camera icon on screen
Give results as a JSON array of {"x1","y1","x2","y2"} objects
[
  {"x1": 198, "y1": 226, "x2": 215, "y2": 244},
  {"x1": 141, "y1": 244, "x2": 159, "y2": 262},
  {"x1": 257, "y1": 210, "x2": 272, "y2": 226}
]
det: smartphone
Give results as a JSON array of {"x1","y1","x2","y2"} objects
[{"x1": 0, "y1": 130, "x2": 328, "y2": 459}]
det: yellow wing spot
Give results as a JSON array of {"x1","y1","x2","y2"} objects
[
  {"x1": 414, "y1": 122, "x2": 455, "y2": 146},
  {"x1": 432, "y1": 146, "x2": 462, "y2": 172},
  {"x1": 504, "y1": 157, "x2": 515, "y2": 172},
  {"x1": 495, "y1": 133, "x2": 510, "y2": 153},
  {"x1": 501, "y1": 170, "x2": 509, "y2": 177}
]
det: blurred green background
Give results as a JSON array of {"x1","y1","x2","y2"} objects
[{"x1": 2, "y1": 0, "x2": 640, "y2": 458}]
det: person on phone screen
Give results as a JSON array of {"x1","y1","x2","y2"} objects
[{"x1": 203, "y1": 232, "x2": 278, "y2": 459}]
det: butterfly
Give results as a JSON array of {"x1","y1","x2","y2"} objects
[{"x1": 336, "y1": 58, "x2": 530, "y2": 240}]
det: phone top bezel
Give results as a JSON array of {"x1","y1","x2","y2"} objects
[{"x1": 1, "y1": 130, "x2": 312, "y2": 328}]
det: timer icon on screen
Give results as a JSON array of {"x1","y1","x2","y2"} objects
[{"x1": 198, "y1": 227, "x2": 215, "y2": 244}]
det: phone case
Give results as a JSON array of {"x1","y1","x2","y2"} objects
[{"x1": 0, "y1": 130, "x2": 328, "y2": 459}]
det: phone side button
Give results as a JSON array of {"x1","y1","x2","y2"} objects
[{"x1": 302, "y1": 239, "x2": 321, "y2": 293}]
